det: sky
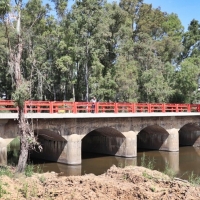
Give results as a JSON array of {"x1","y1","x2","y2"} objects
[
  {"x1": 143, "y1": 0, "x2": 200, "y2": 31},
  {"x1": 44, "y1": 0, "x2": 200, "y2": 31}
]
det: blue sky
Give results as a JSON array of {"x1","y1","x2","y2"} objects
[{"x1": 143, "y1": 0, "x2": 200, "y2": 30}]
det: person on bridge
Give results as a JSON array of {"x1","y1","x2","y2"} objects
[{"x1": 91, "y1": 97, "x2": 96, "y2": 113}]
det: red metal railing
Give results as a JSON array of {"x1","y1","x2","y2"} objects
[{"x1": 0, "y1": 100, "x2": 199, "y2": 113}]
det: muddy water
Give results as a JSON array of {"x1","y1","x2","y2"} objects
[{"x1": 30, "y1": 146, "x2": 200, "y2": 180}]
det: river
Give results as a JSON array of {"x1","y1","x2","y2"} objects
[{"x1": 24, "y1": 146, "x2": 200, "y2": 180}]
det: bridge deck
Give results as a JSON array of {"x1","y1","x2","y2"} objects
[{"x1": 1, "y1": 112, "x2": 200, "y2": 119}]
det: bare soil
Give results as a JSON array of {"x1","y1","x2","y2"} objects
[{"x1": 1, "y1": 165, "x2": 200, "y2": 200}]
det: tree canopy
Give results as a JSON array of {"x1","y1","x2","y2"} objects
[{"x1": 0, "y1": 0, "x2": 200, "y2": 103}]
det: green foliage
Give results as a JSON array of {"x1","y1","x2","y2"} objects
[
  {"x1": 20, "y1": 182, "x2": 29, "y2": 198},
  {"x1": 0, "y1": 166, "x2": 13, "y2": 178},
  {"x1": 188, "y1": 171, "x2": 200, "y2": 186},
  {"x1": 142, "y1": 171, "x2": 153, "y2": 180},
  {"x1": 25, "y1": 164, "x2": 34, "y2": 177},
  {"x1": 163, "y1": 162, "x2": 176, "y2": 179},
  {"x1": 180, "y1": 19, "x2": 200, "y2": 60},
  {"x1": 0, "y1": 0, "x2": 10, "y2": 16},
  {"x1": 173, "y1": 58, "x2": 200, "y2": 103},
  {"x1": 7, "y1": 137, "x2": 20, "y2": 152},
  {"x1": 0, "y1": 180, "x2": 7, "y2": 198},
  {"x1": 12, "y1": 81, "x2": 30, "y2": 107},
  {"x1": 140, "y1": 153, "x2": 155, "y2": 170},
  {"x1": 38, "y1": 175, "x2": 46, "y2": 183},
  {"x1": 0, "y1": 0, "x2": 199, "y2": 103}
]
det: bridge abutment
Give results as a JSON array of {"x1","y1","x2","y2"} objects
[{"x1": 0, "y1": 138, "x2": 8, "y2": 165}]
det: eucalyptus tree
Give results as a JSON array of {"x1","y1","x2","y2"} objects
[
  {"x1": 20, "y1": 0, "x2": 53, "y2": 101},
  {"x1": 180, "y1": 19, "x2": 200, "y2": 61},
  {"x1": 114, "y1": 55, "x2": 138, "y2": 102},
  {"x1": 120, "y1": 3, "x2": 183, "y2": 102},
  {"x1": 0, "y1": 0, "x2": 50, "y2": 173},
  {"x1": 0, "y1": 22, "x2": 12, "y2": 99},
  {"x1": 68, "y1": 0, "x2": 110, "y2": 101},
  {"x1": 173, "y1": 58, "x2": 200, "y2": 103},
  {"x1": 119, "y1": 0, "x2": 143, "y2": 34}
]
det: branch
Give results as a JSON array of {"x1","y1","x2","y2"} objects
[{"x1": 3, "y1": 17, "x2": 11, "y2": 54}]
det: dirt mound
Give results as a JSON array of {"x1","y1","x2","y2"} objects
[{"x1": 1, "y1": 165, "x2": 200, "y2": 200}]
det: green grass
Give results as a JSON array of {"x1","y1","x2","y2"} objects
[
  {"x1": 19, "y1": 182, "x2": 29, "y2": 199},
  {"x1": 140, "y1": 153, "x2": 155, "y2": 170},
  {"x1": 188, "y1": 171, "x2": 200, "y2": 186},
  {"x1": 0, "y1": 166, "x2": 13, "y2": 178},
  {"x1": 25, "y1": 164, "x2": 34, "y2": 177},
  {"x1": 0, "y1": 181, "x2": 8, "y2": 198},
  {"x1": 163, "y1": 162, "x2": 176, "y2": 179}
]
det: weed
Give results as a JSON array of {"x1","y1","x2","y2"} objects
[
  {"x1": 123, "y1": 173, "x2": 128, "y2": 180},
  {"x1": 39, "y1": 175, "x2": 46, "y2": 183},
  {"x1": 70, "y1": 190, "x2": 75, "y2": 199},
  {"x1": 20, "y1": 182, "x2": 29, "y2": 198},
  {"x1": 30, "y1": 183, "x2": 37, "y2": 197},
  {"x1": 0, "y1": 181, "x2": 7, "y2": 198},
  {"x1": 163, "y1": 162, "x2": 175, "y2": 179},
  {"x1": 188, "y1": 172, "x2": 200, "y2": 186},
  {"x1": 0, "y1": 166, "x2": 13, "y2": 178},
  {"x1": 25, "y1": 164, "x2": 34, "y2": 177},
  {"x1": 142, "y1": 171, "x2": 153, "y2": 180},
  {"x1": 35, "y1": 165, "x2": 43, "y2": 173},
  {"x1": 150, "y1": 187, "x2": 156, "y2": 192},
  {"x1": 140, "y1": 153, "x2": 155, "y2": 170},
  {"x1": 141, "y1": 153, "x2": 146, "y2": 167},
  {"x1": 118, "y1": 162, "x2": 123, "y2": 168},
  {"x1": 147, "y1": 157, "x2": 155, "y2": 170}
]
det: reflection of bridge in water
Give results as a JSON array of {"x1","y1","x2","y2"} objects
[
  {"x1": 36, "y1": 151, "x2": 181, "y2": 176},
  {"x1": 0, "y1": 101, "x2": 200, "y2": 167},
  {"x1": 44, "y1": 147, "x2": 200, "y2": 178}
]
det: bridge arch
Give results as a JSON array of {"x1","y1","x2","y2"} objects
[
  {"x1": 82, "y1": 127, "x2": 136, "y2": 158},
  {"x1": 179, "y1": 123, "x2": 200, "y2": 147},
  {"x1": 137, "y1": 125, "x2": 173, "y2": 151},
  {"x1": 30, "y1": 129, "x2": 67, "y2": 163}
]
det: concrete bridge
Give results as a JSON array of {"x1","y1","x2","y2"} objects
[{"x1": 1, "y1": 111, "x2": 200, "y2": 165}]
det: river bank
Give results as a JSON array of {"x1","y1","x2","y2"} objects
[{"x1": 0, "y1": 165, "x2": 200, "y2": 199}]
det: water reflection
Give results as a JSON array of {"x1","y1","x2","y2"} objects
[
  {"x1": 8, "y1": 146, "x2": 200, "y2": 180},
  {"x1": 178, "y1": 146, "x2": 200, "y2": 179}
]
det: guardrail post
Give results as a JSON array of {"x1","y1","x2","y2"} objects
[
  {"x1": 24, "y1": 101, "x2": 27, "y2": 113},
  {"x1": 96, "y1": 102, "x2": 99, "y2": 113},
  {"x1": 132, "y1": 103, "x2": 135, "y2": 113},
  {"x1": 198, "y1": 105, "x2": 200, "y2": 112},
  {"x1": 50, "y1": 102, "x2": 53, "y2": 113},
  {"x1": 188, "y1": 104, "x2": 191, "y2": 112},
  {"x1": 114, "y1": 103, "x2": 118, "y2": 113},
  {"x1": 148, "y1": 104, "x2": 151, "y2": 112},
  {"x1": 73, "y1": 102, "x2": 77, "y2": 113},
  {"x1": 162, "y1": 104, "x2": 165, "y2": 112},
  {"x1": 176, "y1": 104, "x2": 178, "y2": 112}
]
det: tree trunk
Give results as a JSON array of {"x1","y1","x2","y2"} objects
[
  {"x1": 14, "y1": 5, "x2": 30, "y2": 173},
  {"x1": 15, "y1": 36, "x2": 30, "y2": 173},
  {"x1": 16, "y1": 107, "x2": 29, "y2": 173}
]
